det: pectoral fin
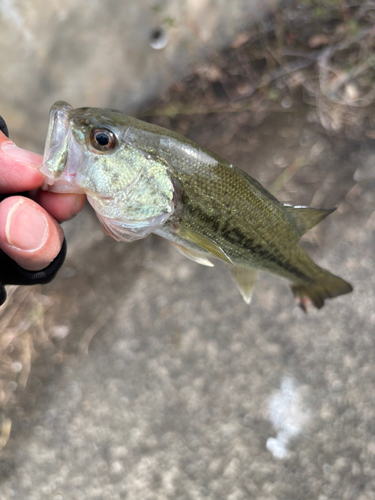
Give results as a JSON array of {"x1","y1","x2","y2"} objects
[
  {"x1": 176, "y1": 225, "x2": 233, "y2": 265},
  {"x1": 171, "y1": 242, "x2": 214, "y2": 267},
  {"x1": 229, "y1": 266, "x2": 258, "y2": 304}
]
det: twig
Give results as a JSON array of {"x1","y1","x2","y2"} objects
[
  {"x1": 0, "y1": 418, "x2": 12, "y2": 449},
  {"x1": 17, "y1": 332, "x2": 32, "y2": 390},
  {"x1": 269, "y1": 157, "x2": 309, "y2": 195},
  {"x1": 79, "y1": 312, "x2": 111, "y2": 355}
]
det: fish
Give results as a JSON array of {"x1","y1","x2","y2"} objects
[{"x1": 41, "y1": 101, "x2": 353, "y2": 311}]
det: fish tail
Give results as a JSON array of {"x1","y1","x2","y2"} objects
[{"x1": 291, "y1": 271, "x2": 353, "y2": 312}]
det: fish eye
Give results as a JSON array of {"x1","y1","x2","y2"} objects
[{"x1": 90, "y1": 128, "x2": 116, "y2": 151}]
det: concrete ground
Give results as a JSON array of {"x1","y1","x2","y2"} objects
[
  {"x1": 0, "y1": 0, "x2": 278, "y2": 150},
  {"x1": 0, "y1": 104, "x2": 373, "y2": 499}
]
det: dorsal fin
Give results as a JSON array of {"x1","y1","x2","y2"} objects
[{"x1": 283, "y1": 206, "x2": 336, "y2": 237}]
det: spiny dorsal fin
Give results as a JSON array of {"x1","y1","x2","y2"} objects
[
  {"x1": 228, "y1": 266, "x2": 258, "y2": 304},
  {"x1": 283, "y1": 206, "x2": 336, "y2": 237}
]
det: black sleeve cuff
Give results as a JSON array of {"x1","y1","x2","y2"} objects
[{"x1": 0, "y1": 239, "x2": 67, "y2": 305}]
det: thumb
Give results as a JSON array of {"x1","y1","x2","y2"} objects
[{"x1": 0, "y1": 196, "x2": 63, "y2": 271}]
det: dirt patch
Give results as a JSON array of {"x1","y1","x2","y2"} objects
[{"x1": 142, "y1": 0, "x2": 375, "y2": 140}]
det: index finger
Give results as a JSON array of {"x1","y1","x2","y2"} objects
[{"x1": 0, "y1": 131, "x2": 44, "y2": 194}]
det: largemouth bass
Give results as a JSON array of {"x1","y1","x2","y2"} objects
[{"x1": 41, "y1": 101, "x2": 352, "y2": 311}]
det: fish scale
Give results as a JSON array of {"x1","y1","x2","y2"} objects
[{"x1": 164, "y1": 168, "x2": 311, "y2": 279}]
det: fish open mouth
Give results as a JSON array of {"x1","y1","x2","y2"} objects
[{"x1": 40, "y1": 101, "x2": 85, "y2": 194}]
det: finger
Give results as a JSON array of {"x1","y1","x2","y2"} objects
[
  {"x1": 0, "y1": 131, "x2": 44, "y2": 193},
  {"x1": 0, "y1": 197, "x2": 63, "y2": 271},
  {"x1": 36, "y1": 191, "x2": 86, "y2": 223}
]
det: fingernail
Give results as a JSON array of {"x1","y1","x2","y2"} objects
[
  {"x1": 1, "y1": 141, "x2": 42, "y2": 168},
  {"x1": 5, "y1": 199, "x2": 48, "y2": 251}
]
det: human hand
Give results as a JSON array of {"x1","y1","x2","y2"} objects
[{"x1": 0, "y1": 131, "x2": 86, "y2": 271}]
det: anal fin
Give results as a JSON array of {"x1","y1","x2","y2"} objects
[
  {"x1": 229, "y1": 266, "x2": 258, "y2": 304},
  {"x1": 171, "y1": 242, "x2": 214, "y2": 267}
]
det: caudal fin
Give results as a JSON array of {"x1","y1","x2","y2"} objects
[{"x1": 291, "y1": 271, "x2": 353, "y2": 312}]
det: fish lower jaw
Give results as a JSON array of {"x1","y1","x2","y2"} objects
[{"x1": 40, "y1": 175, "x2": 85, "y2": 194}]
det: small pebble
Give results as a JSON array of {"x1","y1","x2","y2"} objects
[
  {"x1": 281, "y1": 96, "x2": 293, "y2": 109},
  {"x1": 11, "y1": 362, "x2": 22, "y2": 373},
  {"x1": 150, "y1": 28, "x2": 168, "y2": 50}
]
